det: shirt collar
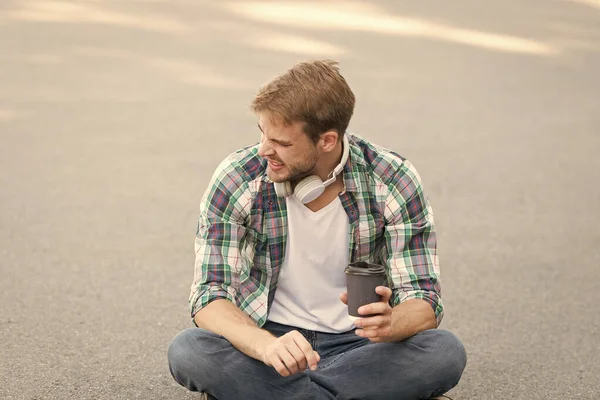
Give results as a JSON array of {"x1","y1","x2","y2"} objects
[{"x1": 341, "y1": 134, "x2": 365, "y2": 193}]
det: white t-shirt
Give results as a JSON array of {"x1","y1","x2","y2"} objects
[{"x1": 267, "y1": 194, "x2": 354, "y2": 333}]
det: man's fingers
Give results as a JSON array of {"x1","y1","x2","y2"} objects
[
  {"x1": 376, "y1": 286, "x2": 393, "y2": 302},
  {"x1": 339, "y1": 292, "x2": 348, "y2": 305},
  {"x1": 287, "y1": 341, "x2": 309, "y2": 371},
  {"x1": 356, "y1": 328, "x2": 377, "y2": 339},
  {"x1": 358, "y1": 302, "x2": 389, "y2": 316},
  {"x1": 292, "y1": 333, "x2": 319, "y2": 370},
  {"x1": 279, "y1": 351, "x2": 299, "y2": 375},
  {"x1": 357, "y1": 327, "x2": 381, "y2": 338},
  {"x1": 354, "y1": 315, "x2": 385, "y2": 328},
  {"x1": 356, "y1": 326, "x2": 391, "y2": 340},
  {"x1": 271, "y1": 357, "x2": 291, "y2": 377}
]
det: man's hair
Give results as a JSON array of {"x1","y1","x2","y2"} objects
[{"x1": 251, "y1": 59, "x2": 355, "y2": 143}]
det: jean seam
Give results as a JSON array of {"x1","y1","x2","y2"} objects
[{"x1": 317, "y1": 353, "x2": 345, "y2": 370}]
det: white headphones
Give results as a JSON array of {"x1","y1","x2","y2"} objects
[{"x1": 274, "y1": 134, "x2": 350, "y2": 204}]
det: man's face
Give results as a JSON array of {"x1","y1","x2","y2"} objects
[{"x1": 257, "y1": 114, "x2": 319, "y2": 183}]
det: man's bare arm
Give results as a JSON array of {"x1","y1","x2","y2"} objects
[
  {"x1": 194, "y1": 299, "x2": 276, "y2": 361},
  {"x1": 388, "y1": 298, "x2": 437, "y2": 341}
]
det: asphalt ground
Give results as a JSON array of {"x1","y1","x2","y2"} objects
[{"x1": 1, "y1": 1, "x2": 599, "y2": 399}]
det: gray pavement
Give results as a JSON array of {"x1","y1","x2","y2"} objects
[{"x1": 1, "y1": 1, "x2": 599, "y2": 399}]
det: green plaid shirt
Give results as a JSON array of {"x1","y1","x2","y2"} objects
[{"x1": 190, "y1": 134, "x2": 443, "y2": 327}]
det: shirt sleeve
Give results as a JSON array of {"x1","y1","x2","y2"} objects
[
  {"x1": 383, "y1": 159, "x2": 443, "y2": 326},
  {"x1": 189, "y1": 159, "x2": 252, "y2": 325}
]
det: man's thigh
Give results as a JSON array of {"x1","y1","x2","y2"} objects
[{"x1": 308, "y1": 329, "x2": 467, "y2": 400}]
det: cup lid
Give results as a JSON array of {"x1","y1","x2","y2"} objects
[{"x1": 345, "y1": 261, "x2": 385, "y2": 275}]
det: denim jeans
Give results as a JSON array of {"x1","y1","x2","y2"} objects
[{"x1": 168, "y1": 321, "x2": 466, "y2": 400}]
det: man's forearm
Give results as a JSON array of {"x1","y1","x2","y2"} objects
[
  {"x1": 389, "y1": 298, "x2": 438, "y2": 342},
  {"x1": 194, "y1": 299, "x2": 276, "y2": 362}
]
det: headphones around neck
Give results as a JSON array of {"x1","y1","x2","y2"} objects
[{"x1": 274, "y1": 134, "x2": 350, "y2": 204}]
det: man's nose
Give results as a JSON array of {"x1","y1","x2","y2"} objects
[{"x1": 258, "y1": 140, "x2": 274, "y2": 157}]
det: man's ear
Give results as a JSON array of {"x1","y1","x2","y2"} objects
[{"x1": 320, "y1": 130, "x2": 339, "y2": 152}]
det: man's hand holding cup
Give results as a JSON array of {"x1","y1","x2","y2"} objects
[
  {"x1": 341, "y1": 286, "x2": 393, "y2": 342},
  {"x1": 341, "y1": 261, "x2": 394, "y2": 343}
]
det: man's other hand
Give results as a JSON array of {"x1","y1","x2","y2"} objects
[{"x1": 261, "y1": 330, "x2": 321, "y2": 376}]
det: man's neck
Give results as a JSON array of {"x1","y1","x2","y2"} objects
[
  {"x1": 313, "y1": 141, "x2": 344, "y2": 182},
  {"x1": 303, "y1": 177, "x2": 345, "y2": 212}
]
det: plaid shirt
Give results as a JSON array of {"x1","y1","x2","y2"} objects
[{"x1": 190, "y1": 134, "x2": 443, "y2": 327}]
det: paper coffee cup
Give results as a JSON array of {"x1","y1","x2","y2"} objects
[{"x1": 345, "y1": 261, "x2": 388, "y2": 319}]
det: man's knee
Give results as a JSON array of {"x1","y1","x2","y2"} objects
[
  {"x1": 167, "y1": 328, "x2": 224, "y2": 390},
  {"x1": 416, "y1": 329, "x2": 467, "y2": 391},
  {"x1": 434, "y1": 330, "x2": 467, "y2": 383}
]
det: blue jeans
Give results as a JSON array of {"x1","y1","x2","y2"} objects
[{"x1": 168, "y1": 321, "x2": 466, "y2": 400}]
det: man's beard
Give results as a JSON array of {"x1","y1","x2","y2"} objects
[{"x1": 268, "y1": 152, "x2": 318, "y2": 183}]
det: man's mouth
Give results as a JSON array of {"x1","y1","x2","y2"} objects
[{"x1": 268, "y1": 159, "x2": 284, "y2": 172}]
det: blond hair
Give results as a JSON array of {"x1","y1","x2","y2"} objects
[{"x1": 251, "y1": 60, "x2": 355, "y2": 143}]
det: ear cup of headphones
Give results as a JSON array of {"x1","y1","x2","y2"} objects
[
  {"x1": 294, "y1": 175, "x2": 325, "y2": 204},
  {"x1": 274, "y1": 181, "x2": 293, "y2": 198}
]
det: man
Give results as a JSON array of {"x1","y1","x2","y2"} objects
[{"x1": 168, "y1": 60, "x2": 466, "y2": 400}]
